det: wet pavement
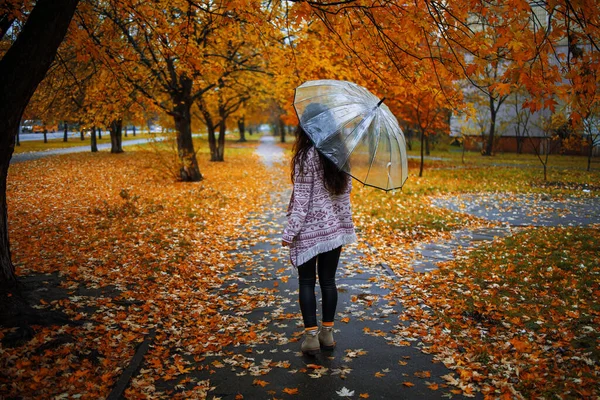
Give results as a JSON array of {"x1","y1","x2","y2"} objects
[
  {"x1": 432, "y1": 193, "x2": 600, "y2": 228},
  {"x1": 410, "y1": 193, "x2": 600, "y2": 273},
  {"x1": 183, "y1": 192, "x2": 466, "y2": 399},
  {"x1": 171, "y1": 136, "x2": 475, "y2": 399}
]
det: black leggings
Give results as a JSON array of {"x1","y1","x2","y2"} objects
[{"x1": 297, "y1": 246, "x2": 342, "y2": 328}]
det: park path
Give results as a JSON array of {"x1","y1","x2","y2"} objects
[
  {"x1": 163, "y1": 135, "x2": 470, "y2": 399},
  {"x1": 411, "y1": 193, "x2": 600, "y2": 273}
]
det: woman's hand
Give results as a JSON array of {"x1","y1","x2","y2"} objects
[{"x1": 282, "y1": 240, "x2": 290, "y2": 247}]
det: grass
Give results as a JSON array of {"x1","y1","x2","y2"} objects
[
  {"x1": 407, "y1": 141, "x2": 599, "y2": 170},
  {"x1": 416, "y1": 227, "x2": 600, "y2": 397}
]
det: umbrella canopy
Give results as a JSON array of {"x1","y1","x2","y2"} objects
[{"x1": 294, "y1": 79, "x2": 408, "y2": 191}]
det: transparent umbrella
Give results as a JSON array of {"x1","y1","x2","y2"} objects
[{"x1": 294, "y1": 79, "x2": 408, "y2": 191}]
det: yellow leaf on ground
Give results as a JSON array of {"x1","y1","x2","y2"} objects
[
  {"x1": 283, "y1": 387, "x2": 299, "y2": 395},
  {"x1": 414, "y1": 370, "x2": 431, "y2": 378}
]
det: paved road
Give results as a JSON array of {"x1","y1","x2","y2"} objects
[
  {"x1": 17, "y1": 131, "x2": 98, "y2": 142},
  {"x1": 10, "y1": 138, "x2": 156, "y2": 164}
]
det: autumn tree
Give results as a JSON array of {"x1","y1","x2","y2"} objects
[
  {"x1": 290, "y1": 0, "x2": 600, "y2": 164},
  {"x1": 564, "y1": 43, "x2": 600, "y2": 171},
  {"x1": 79, "y1": 0, "x2": 208, "y2": 180},
  {"x1": 393, "y1": 67, "x2": 456, "y2": 176},
  {"x1": 0, "y1": 0, "x2": 80, "y2": 287},
  {"x1": 78, "y1": 0, "x2": 275, "y2": 178}
]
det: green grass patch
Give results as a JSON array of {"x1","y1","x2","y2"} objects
[{"x1": 423, "y1": 226, "x2": 600, "y2": 397}]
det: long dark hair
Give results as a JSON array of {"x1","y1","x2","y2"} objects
[{"x1": 291, "y1": 125, "x2": 349, "y2": 195}]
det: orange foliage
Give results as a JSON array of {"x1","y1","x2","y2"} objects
[{"x1": 2, "y1": 147, "x2": 282, "y2": 398}]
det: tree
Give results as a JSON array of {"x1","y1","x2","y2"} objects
[
  {"x1": 196, "y1": 79, "x2": 252, "y2": 162},
  {"x1": 393, "y1": 65, "x2": 456, "y2": 176},
  {"x1": 291, "y1": 0, "x2": 600, "y2": 162},
  {"x1": 80, "y1": 0, "x2": 276, "y2": 177},
  {"x1": 0, "y1": 0, "x2": 80, "y2": 286},
  {"x1": 565, "y1": 46, "x2": 600, "y2": 171},
  {"x1": 79, "y1": 0, "x2": 211, "y2": 181},
  {"x1": 523, "y1": 112, "x2": 566, "y2": 181}
]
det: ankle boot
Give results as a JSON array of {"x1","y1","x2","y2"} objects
[
  {"x1": 318, "y1": 326, "x2": 336, "y2": 350},
  {"x1": 301, "y1": 330, "x2": 320, "y2": 355}
]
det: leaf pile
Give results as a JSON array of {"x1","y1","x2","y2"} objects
[{"x1": 2, "y1": 148, "x2": 282, "y2": 398}]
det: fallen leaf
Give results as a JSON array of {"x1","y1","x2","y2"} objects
[
  {"x1": 336, "y1": 387, "x2": 355, "y2": 397},
  {"x1": 283, "y1": 387, "x2": 299, "y2": 395}
]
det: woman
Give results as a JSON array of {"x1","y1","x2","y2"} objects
[{"x1": 282, "y1": 119, "x2": 357, "y2": 356}]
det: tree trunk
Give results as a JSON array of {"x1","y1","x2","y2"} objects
[
  {"x1": 406, "y1": 129, "x2": 413, "y2": 151},
  {"x1": 124, "y1": 125, "x2": 127, "y2": 138},
  {"x1": 80, "y1": 128, "x2": 84, "y2": 141},
  {"x1": 91, "y1": 126, "x2": 98, "y2": 152},
  {"x1": 425, "y1": 135, "x2": 430, "y2": 156},
  {"x1": 172, "y1": 78, "x2": 202, "y2": 181},
  {"x1": 543, "y1": 163, "x2": 547, "y2": 181},
  {"x1": 419, "y1": 129, "x2": 425, "y2": 177},
  {"x1": 215, "y1": 118, "x2": 226, "y2": 162},
  {"x1": 109, "y1": 119, "x2": 123, "y2": 153},
  {"x1": 587, "y1": 137, "x2": 593, "y2": 172},
  {"x1": 15, "y1": 129, "x2": 20, "y2": 147},
  {"x1": 43, "y1": 129, "x2": 47, "y2": 143},
  {"x1": 279, "y1": 118, "x2": 286, "y2": 143},
  {"x1": 237, "y1": 117, "x2": 246, "y2": 142},
  {"x1": 207, "y1": 124, "x2": 218, "y2": 161},
  {"x1": 63, "y1": 121, "x2": 68, "y2": 142},
  {"x1": 0, "y1": 0, "x2": 79, "y2": 287},
  {"x1": 98, "y1": 129, "x2": 102, "y2": 140},
  {"x1": 483, "y1": 96, "x2": 497, "y2": 156},
  {"x1": 132, "y1": 125, "x2": 136, "y2": 137}
]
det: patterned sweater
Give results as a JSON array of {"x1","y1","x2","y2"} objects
[{"x1": 283, "y1": 147, "x2": 357, "y2": 267}]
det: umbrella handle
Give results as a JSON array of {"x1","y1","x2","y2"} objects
[{"x1": 386, "y1": 161, "x2": 392, "y2": 187}]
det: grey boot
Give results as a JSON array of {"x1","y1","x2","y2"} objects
[
  {"x1": 318, "y1": 326, "x2": 336, "y2": 350},
  {"x1": 301, "y1": 330, "x2": 320, "y2": 355}
]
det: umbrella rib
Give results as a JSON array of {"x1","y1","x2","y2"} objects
[
  {"x1": 328, "y1": 110, "x2": 376, "y2": 170},
  {"x1": 390, "y1": 119, "x2": 408, "y2": 186},
  {"x1": 364, "y1": 112, "x2": 381, "y2": 186},
  {"x1": 382, "y1": 114, "x2": 407, "y2": 189},
  {"x1": 384, "y1": 116, "x2": 399, "y2": 190}
]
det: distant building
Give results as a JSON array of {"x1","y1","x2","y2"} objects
[{"x1": 450, "y1": 2, "x2": 598, "y2": 156}]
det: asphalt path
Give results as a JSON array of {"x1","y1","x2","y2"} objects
[
  {"x1": 18, "y1": 131, "x2": 88, "y2": 142},
  {"x1": 176, "y1": 135, "x2": 473, "y2": 399}
]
